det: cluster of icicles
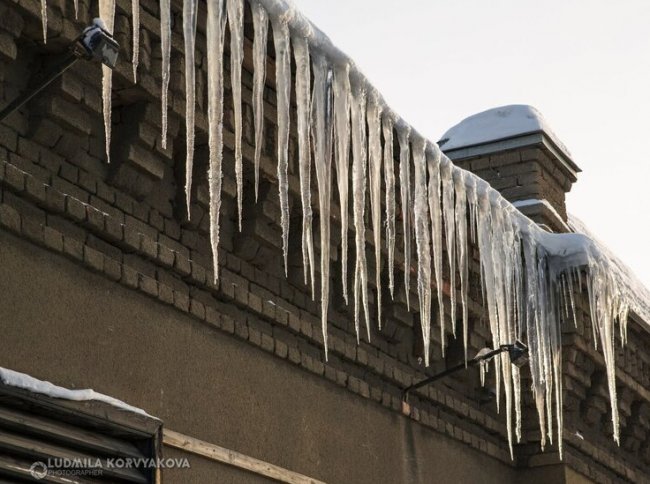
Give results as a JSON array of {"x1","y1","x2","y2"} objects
[{"x1": 38, "y1": 0, "x2": 645, "y2": 460}]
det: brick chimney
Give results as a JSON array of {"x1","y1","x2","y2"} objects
[{"x1": 439, "y1": 105, "x2": 581, "y2": 233}]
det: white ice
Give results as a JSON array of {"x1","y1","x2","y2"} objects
[
  {"x1": 227, "y1": 0, "x2": 245, "y2": 230},
  {"x1": 183, "y1": 0, "x2": 199, "y2": 216},
  {"x1": 0, "y1": 367, "x2": 153, "y2": 417}
]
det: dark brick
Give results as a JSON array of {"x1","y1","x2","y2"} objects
[
  {"x1": 104, "y1": 257, "x2": 122, "y2": 281},
  {"x1": 63, "y1": 236, "x2": 84, "y2": 260},
  {"x1": 86, "y1": 206, "x2": 105, "y2": 231},
  {"x1": 25, "y1": 176, "x2": 46, "y2": 203},
  {"x1": 0, "y1": 203, "x2": 20, "y2": 232},
  {"x1": 43, "y1": 226, "x2": 63, "y2": 251},
  {"x1": 4, "y1": 163, "x2": 25, "y2": 191},
  {"x1": 0, "y1": 124, "x2": 17, "y2": 151},
  {"x1": 84, "y1": 245, "x2": 104, "y2": 272}
]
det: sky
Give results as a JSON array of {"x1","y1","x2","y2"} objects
[{"x1": 293, "y1": 0, "x2": 650, "y2": 290}]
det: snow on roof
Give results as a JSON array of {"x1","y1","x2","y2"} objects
[
  {"x1": 438, "y1": 104, "x2": 572, "y2": 157},
  {"x1": 0, "y1": 367, "x2": 154, "y2": 418}
]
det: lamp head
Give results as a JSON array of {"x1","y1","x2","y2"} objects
[
  {"x1": 507, "y1": 340, "x2": 529, "y2": 368},
  {"x1": 79, "y1": 18, "x2": 119, "y2": 69}
]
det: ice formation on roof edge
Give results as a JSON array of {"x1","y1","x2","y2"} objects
[
  {"x1": 34, "y1": 0, "x2": 649, "y2": 460},
  {"x1": 0, "y1": 367, "x2": 153, "y2": 417}
]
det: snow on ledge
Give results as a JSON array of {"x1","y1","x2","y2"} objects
[
  {"x1": 0, "y1": 367, "x2": 154, "y2": 418},
  {"x1": 438, "y1": 105, "x2": 572, "y2": 157},
  {"x1": 512, "y1": 198, "x2": 570, "y2": 232}
]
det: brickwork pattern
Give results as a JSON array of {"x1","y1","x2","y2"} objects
[{"x1": 1, "y1": 0, "x2": 649, "y2": 482}]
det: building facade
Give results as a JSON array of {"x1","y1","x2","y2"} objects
[{"x1": 0, "y1": 0, "x2": 649, "y2": 482}]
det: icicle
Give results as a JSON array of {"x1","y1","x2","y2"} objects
[
  {"x1": 206, "y1": 0, "x2": 227, "y2": 281},
  {"x1": 426, "y1": 144, "x2": 445, "y2": 351},
  {"x1": 453, "y1": 168, "x2": 469, "y2": 361},
  {"x1": 183, "y1": 0, "x2": 199, "y2": 216},
  {"x1": 99, "y1": 1, "x2": 116, "y2": 163},
  {"x1": 412, "y1": 136, "x2": 431, "y2": 365},
  {"x1": 251, "y1": 1, "x2": 268, "y2": 201},
  {"x1": 293, "y1": 35, "x2": 315, "y2": 296},
  {"x1": 350, "y1": 75, "x2": 370, "y2": 342},
  {"x1": 74, "y1": 0, "x2": 78, "y2": 19},
  {"x1": 160, "y1": 0, "x2": 171, "y2": 149},
  {"x1": 440, "y1": 155, "x2": 456, "y2": 334},
  {"x1": 271, "y1": 16, "x2": 292, "y2": 275},
  {"x1": 227, "y1": 0, "x2": 245, "y2": 230},
  {"x1": 131, "y1": 0, "x2": 140, "y2": 82},
  {"x1": 367, "y1": 89, "x2": 383, "y2": 328},
  {"x1": 40, "y1": 0, "x2": 47, "y2": 43},
  {"x1": 397, "y1": 123, "x2": 412, "y2": 310},
  {"x1": 332, "y1": 63, "x2": 351, "y2": 304},
  {"x1": 311, "y1": 54, "x2": 333, "y2": 359},
  {"x1": 383, "y1": 112, "x2": 397, "y2": 299}
]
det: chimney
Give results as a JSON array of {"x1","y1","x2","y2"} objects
[{"x1": 439, "y1": 105, "x2": 581, "y2": 233}]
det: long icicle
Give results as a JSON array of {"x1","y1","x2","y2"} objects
[
  {"x1": 332, "y1": 63, "x2": 352, "y2": 304},
  {"x1": 427, "y1": 143, "x2": 445, "y2": 352},
  {"x1": 367, "y1": 89, "x2": 383, "y2": 328},
  {"x1": 441, "y1": 155, "x2": 456, "y2": 335},
  {"x1": 412, "y1": 136, "x2": 432, "y2": 365},
  {"x1": 40, "y1": 0, "x2": 47, "y2": 43},
  {"x1": 251, "y1": 1, "x2": 268, "y2": 201},
  {"x1": 183, "y1": 0, "x2": 199, "y2": 217},
  {"x1": 160, "y1": 0, "x2": 171, "y2": 149},
  {"x1": 383, "y1": 112, "x2": 397, "y2": 299},
  {"x1": 293, "y1": 35, "x2": 315, "y2": 296},
  {"x1": 350, "y1": 75, "x2": 370, "y2": 342},
  {"x1": 131, "y1": 0, "x2": 140, "y2": 82},
  {"x1": 453, "y1": 168, "x2": 469, "y2": 361},
  {"x1": 206, "y1": 0, "x2": 227, "y2": 282},
  {"x1": 99, "y1": 0, "x2": 116, "y2": 163},
  {"x1": 397, "y1": 123, "x2": 412, "y2": 310},
  {"x1": 227, "y1": 0, "x2": 245, "y2": 230},
  {"x1": 271, "y1": 15, "x2": 292, "y2": 275},
  {"x1": 311, "y1": 54, "x2": 333, "y2": 359}
]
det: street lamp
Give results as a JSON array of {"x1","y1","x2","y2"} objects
[
  {"x1": 0, "y1": 18, "x2": 119, "y2": 122},
  {"x1": 401, "y1": 340, "x2": 528, "y2": 415}
]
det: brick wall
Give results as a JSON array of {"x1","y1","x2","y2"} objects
[{"x1": 1, "y1": 0, "x2": 649, "y2": 482}]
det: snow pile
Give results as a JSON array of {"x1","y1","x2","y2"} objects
[
  {"x1": 439, "y1": 104, "x2": 572, "y2": 157},
  {"x1": 34, "y1": 0, "x2": 650, "y2": 459},
  {"x1": 0, "y1": 368, "x2": 153, "y2": 417}
]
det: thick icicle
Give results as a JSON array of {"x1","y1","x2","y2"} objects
[
  {"x1": 251, "y1": 1, "x2": 268, "y2": 201},
  {"x1": 397, "y1": 124, "x2": 412, "y2": 310},
  {"x1": 206, "y1": 0, "x2": 227, "y2": 281},
  {"x1": 131, "y1": 0, "x2": 140, "y2": 82},
  {"x1": 426, "y1": 144, "x2": 445, "y2": 350},
  {"x1": 73, "y1": 0, "x2": 78, "y2": 18},
  {"x1": 412, "y1": 136, "x2": 432, "y2": 365},
  {"x1": 311, "y1": 54, "x2": 333, "y2": 359},
  {"x1": 183, "y1": 0, "x2": 199, "y2": 216},
  {"x1": 332, "y1": 63, "x2": 352, "y2": 304},
  {"x1": 383, "y1": 112, "x2": 397, "y2": 299},
  {"x1": 453, "y1": 168, "x2": 469, "y2": 361},
  {"x1": 440, "y1": 155, "x2": 456, "y2": 335},
  {"x1": 293, "y1": 35, "x2": 315, "y2": 295},
  {"x1": 350, "y1": 75, "x2": 370, "y2": 342},
  {"x1": 40, "y1": 0, "x2": 47, "y2": 43},
  {"x1": 99, "y1": 1, "x2": 116, "y2": 163},
  {"x1": 160, "y1": 0, "x2": 171, "y2": 149},
  {"x1": 367, "y1": 89, "x2": 383, "y2": 328},
  {"x1": 227, "y1": 0, "x2": 245, "y2": 230},
  {"x1": 271, "y1": 16, "x2": 292, "y2": 275}
]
